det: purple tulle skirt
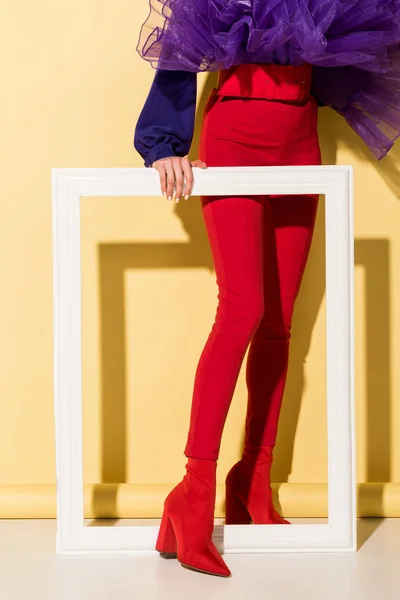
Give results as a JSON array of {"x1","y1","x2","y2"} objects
[{"x1": 137, "y1": 1, "x2": 400, "y2": 159}]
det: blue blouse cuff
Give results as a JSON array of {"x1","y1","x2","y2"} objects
[{"x1": 144, "y1": 144, "x2": 179, "y2": 167}]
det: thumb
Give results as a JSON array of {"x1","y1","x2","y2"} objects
[{"x1": 191, "y1": 159, "x2": 208, "y2": 169}]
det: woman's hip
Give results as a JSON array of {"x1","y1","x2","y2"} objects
[
  {"x1": 199, "y1": 63, "x2": 321, "y2": 167},
  {"x1": 200, "y1": 94, "x2": 320, "y2": 166}
]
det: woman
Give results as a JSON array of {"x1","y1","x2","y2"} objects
[{"x1": 134, "y1": 1, "x2": 400, "y2": 577}]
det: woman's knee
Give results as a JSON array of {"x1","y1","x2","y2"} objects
[
  {"x1": 217, "y1": 294, "x2": 264, "y2": 332},
  {"x1": 247, "y1": 298, "x2": 265, "y2": 329}
]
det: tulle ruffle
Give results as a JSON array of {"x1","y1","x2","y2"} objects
[
  {"x1": 313, "y1": 45, "x2": 400, "y2": 159},
  {"x1": 137, "y1": 0, "x2": 400, "y2": 158}
]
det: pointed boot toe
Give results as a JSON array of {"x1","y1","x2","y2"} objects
[{"x1": 156, "y1": 457, "x2": 232, "y2": 577}]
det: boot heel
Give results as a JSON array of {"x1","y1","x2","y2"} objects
[
  {"x1": 156, "y1": 510, "x2": 177, "y2": 558},
  {"x1": 225, "y1": 487, "x2": 251, "y2": 525}
]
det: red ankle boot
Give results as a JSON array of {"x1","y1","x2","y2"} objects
[
  {"x1": 225, "y1": 445, "x2": 290, "y2": 525},
  {"x1": 156, "y1": 457, "x2": 231, "y2": 577}
]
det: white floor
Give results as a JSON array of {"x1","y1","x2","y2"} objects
[{"x1": 1, "y1": 519, "x2": 399, "y2": 600}]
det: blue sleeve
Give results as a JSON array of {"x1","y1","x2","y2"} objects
[{"x1": 134, "y1": 70, "x2": 197, "y2": 167}]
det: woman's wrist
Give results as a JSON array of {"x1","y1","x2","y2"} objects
[{"x1": 145, "y1": 144, "x2": 178, "y2": 168}]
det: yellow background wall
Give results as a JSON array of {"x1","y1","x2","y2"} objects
[{"x1": 1, "y1": 2, "x2": 400, "y2": 518}]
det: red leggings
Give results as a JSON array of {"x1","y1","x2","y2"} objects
[{"x1": 184, "y1": 83, "x2": 322, "y2": 460}]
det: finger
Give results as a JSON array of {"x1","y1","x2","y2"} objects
[
  {"x1": 155, "y1": 164, "x2": 167, "y2": 198},
  {"x1": 172, "y1": 159, "x2": 184, "y2": 202},
  {"x1": 164, "y1": 161, "x2": 175, "y2": 200},
  {"x1": 181, "y1": 157, "x2": 194, "y2": 199}
]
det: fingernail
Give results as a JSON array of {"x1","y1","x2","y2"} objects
[
  {"x1": 162, "y1": 192, "x2": 166, "y2": 197},
  {"x1": 185, "y1": 195, "x2": 190, "y2": 200},
  {"x1": 175, "y1": 197, "x2": 180, "y2": 203},
  {"x1": 168, "y1": 196, "x2": 172, "y2": 201}
]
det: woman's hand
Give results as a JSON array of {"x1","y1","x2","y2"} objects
[{"x1": 152, "y1": 155, "x2": 207, "y2": 202}]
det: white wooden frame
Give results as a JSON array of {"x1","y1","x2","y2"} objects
[{"x1": 52, "y1": 166, "x2": 356, "y2": 554}]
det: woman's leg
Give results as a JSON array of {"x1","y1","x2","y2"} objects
[
  {"x1": 244, "y1": 193, "x2": 319, "y2": 448},
  {"x1": 183, "y1": 89, "x2": 320, "y2": 461},
  {"x1": 224, "y1": 193, "x2": 318, "y2": 525},
  {"x1": 159, "y1": 93, "x2": 268, "y2": 575},
  {"x1": 184, "y1": 194, "x2": 266, "y2": 460}
]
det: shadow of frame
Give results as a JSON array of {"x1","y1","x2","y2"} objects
[
  {"x1": 272, "y1": 238, "x2": 392, "y2": 519},
  {"x1": 90, "y1": 224, "x2": 391, "y2": 522},
  {"x1": 92, "y1": 236, "x2": 213, "y2": 519},
  {"x1": 355, "y1": 240, "x2": 392, "y2": 512}
]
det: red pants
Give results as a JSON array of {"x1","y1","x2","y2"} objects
[{"x1": 184, "y1": 78, "x2": 322, "y2": 460}]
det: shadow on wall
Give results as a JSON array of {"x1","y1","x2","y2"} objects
[
  {"x1": 91, "y1": 239, "x2": 213, "y2": 518},
  {"x1": 273, "y1": 106, "x2": 393, "y2": 492},
  {"x1": 272, "y1": 237, "x2": 392, "y2": 517},
  {"x1": 317, "y1": 107, "x2": 400, "y2": 200},
  {"x1": 355, "y1": 239, "x2": 392, "y2": 507},
  {"x1": 92, "y1": 73, "x2": 395, "y2": 519}
]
